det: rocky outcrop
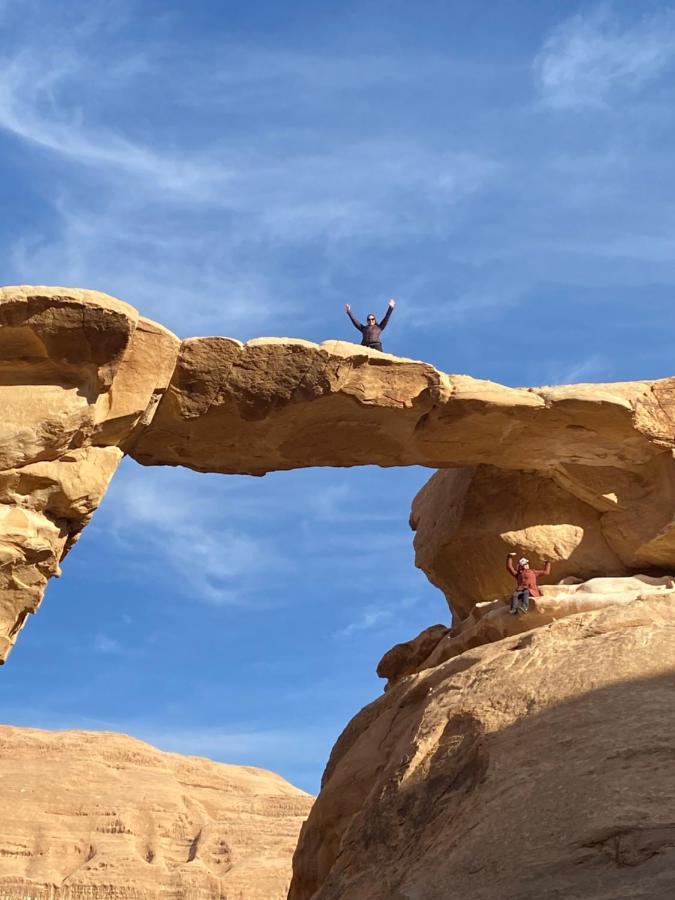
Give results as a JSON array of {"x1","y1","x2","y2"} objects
[
  {"x1": 0, "y1": 287, "x2": 179, "y2": 662},
  {"x1": 131, "y1": 337, "x2": 675, "y2": 475},
  {"x1": 378, "y1": 575, "x2": 675, "y2": 687},
  {"x1": 2, "y1": 284, "x2": 675, "y2": 662},
  {"x1": 410, "y1": 459, "x2": 675, "y2": 620},
  {"x1": 290, "y1": 596, "x2": 675, "y2": 900},
  {"x1": 0, "y1": 725, "x2": 312, "y2": 899}
]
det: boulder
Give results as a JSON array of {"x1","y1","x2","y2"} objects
[{"x1": 411, "y1": 460, "x2": 675, "y2": 621}]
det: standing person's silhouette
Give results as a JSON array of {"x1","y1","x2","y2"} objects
[{"x1": 344, "y1": 299, "x2": 396, "y2": 351}]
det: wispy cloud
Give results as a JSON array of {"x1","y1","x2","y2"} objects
[
  {"x1": 92, "y1": 633, "x2": 124, "y2": 654},
  {"x1": 335, "y1": 595, "x2": 423, "y2": 638},
  {"x1": 101, "y1": 466, "x2": 282, "y2": 606},
  {"x1": 0, "y1": 4, "x2": 503, "y2": 336},
  {"x1": 0, "y1": 52, "x2": 229, "y2": 199},
  {"x1": 534, "y1": 6, "x2": 675, "y2": 110},
  {"x1": 544, "y1": 353, "x2": 610, "y2": 386}
]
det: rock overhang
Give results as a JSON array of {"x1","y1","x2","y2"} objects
[{"x1": 1, "y1": 284, "x2": 675, "y2": 662}]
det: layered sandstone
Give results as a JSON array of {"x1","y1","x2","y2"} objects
[
  {"x1": 2, "y1": 284, "x2": 675, "y2": 663},
  {"x1": 0, "y1": 725, "x2": 312, "y2": 899},
  {"x1": 0, "y1": 287, "x2": 179, "y2": 662},
  {"x1": 131, "y1": 336, "x2": 675, "y2": 475},
  {"x1": 378, "y1": 574, "x2": 675, "y2": 686},
  {"x1": 290, "y1": 595, "x2": 675, "y2": 900},
  {"x1": 410, "y1": 459, "x2": 675, "y2": 620}
]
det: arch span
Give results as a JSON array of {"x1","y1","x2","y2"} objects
[{"x1": 1, "y1": 286, "x2": 674, "y2": 662}]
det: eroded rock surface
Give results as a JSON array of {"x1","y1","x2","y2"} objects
[
  {"x1": 290, "y1": 596, "x2": 675, "y2": 900},
  {"x1": 411, "y1": 460, "x2": 675, "y2": 620},
  {"x1": 0, "y1": 287, "x2": 179, "y2": 662},
  {"x1": 2, "y1": 284, "x2": 675, "y2": 662},
  {"x1": 378, "y1": 575, "x2": 675, "y2": 686},
  {"x1": 0, "y1": 725, "x2": 312, "y2": 900},
  {"x1": 131, "y1": 337, "x2": 675, "y2": 475}
]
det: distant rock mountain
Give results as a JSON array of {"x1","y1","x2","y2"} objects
[{"x1": 0, "y1": 726, "x2": 312, "y2": 899}]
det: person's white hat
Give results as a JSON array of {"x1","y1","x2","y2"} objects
[{"x1": 518, "y1": 557, "x2": 529, "y2": 566}]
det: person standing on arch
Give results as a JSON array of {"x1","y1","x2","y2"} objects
[
  {"x1": 344, "y1": 298, "x2": 396, "y2": 352},
  {"x1": 506, "y1": 552, "x2": 551, "y2": 614}
]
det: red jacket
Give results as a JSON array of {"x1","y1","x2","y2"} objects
[{"x1": 506, "y1": 558, "x2": 551, "y2": 597}]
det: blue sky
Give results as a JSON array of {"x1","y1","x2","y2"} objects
[{"x1": 2, "y1": 0, "x2": 675, "y2": 793}]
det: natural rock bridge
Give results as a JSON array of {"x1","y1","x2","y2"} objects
[{"x1": 2, "y1": 285, "x2": 675, "y2": 661}]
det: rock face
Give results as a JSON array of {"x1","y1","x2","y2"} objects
[
  {"x1": 410, "y1": 460, "x2": 675, "y2": 620},
  {"x1": 0, "y1": 287, "x2": 179, "y2": 662},
  {"x1": 378, "y1": 575, "x2": 675, "y2": 687},
  {"x1": 0, "y1": 725, "x2": 312, "y2": 899},
  {"x1": 131, "y1": 337, "x2": 675, "y2": 475},
  {"x1": 290, "y1": 595, "x2": 675, "y2": 900},
  {"x1": 2, "y1": 284, "x2": 675, "y2": 663}
]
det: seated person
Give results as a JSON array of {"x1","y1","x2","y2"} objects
[{"x1": 506, "y1": 552, "x2": 551, "y2": 614}]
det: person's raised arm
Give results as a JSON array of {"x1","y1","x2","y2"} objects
[
  {"x1": 534, "y1": 560, "x2": 552, "y2": 577},
  {"x1": 344, "y1": 304, "x2": 364, "y2": 333},
  {"x1": 506, "y1": 552, "x2": 517, "y2": 578},
  {"x1": 378, "y1": 297, "x2": 396, "y2": 329}
]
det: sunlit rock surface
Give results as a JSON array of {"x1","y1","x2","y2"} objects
[
  {"x1": 378, "y1": 574, "x2": 675, "y2": 687},
  {"x1": 1, "y1": 284, "x2": 674, "y2": 662},
  {"x1": 290, "y1": 596, "x2": 675, "y2": 900},
  {"x1": 0, "y1": 287, "x2": 179, "y2": 662},
  {"x1": 0, "y1": 726, "x2": 312, "y2": 900},
  {"x1": 131, "y1": 337, "x2": 675, "y2": 475},
  {"x1": 410, "y1": 460, "x2": 675, "y2": 620}
]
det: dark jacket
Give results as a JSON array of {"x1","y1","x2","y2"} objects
[{"x1": 347, "y1": 306, "x2": 393, "y2": 346}]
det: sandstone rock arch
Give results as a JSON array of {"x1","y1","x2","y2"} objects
[{"x1": 2, "y1": 285, "x2": 675, "y2": 662}]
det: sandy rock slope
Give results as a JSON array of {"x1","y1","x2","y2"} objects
[
  {"x1": 0, "y1": 726, "x2": 312, "y2": 900},
  {"x1": 290, "y1": 595, "x2": 675, "y2": 900}
]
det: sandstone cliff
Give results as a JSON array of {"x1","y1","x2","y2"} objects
[
  {"x1": 290, "y1": 595, "x2": 675, "y2": 900},
  {"x1": 0, "y1": 287, "x2": 179, "y2": 662},
  {"x1": 0, "y1": 726, "x2": 312, "y2": 899},
  {"x1": 3, "y1": 284, "x2": 675, "y2": 663}
]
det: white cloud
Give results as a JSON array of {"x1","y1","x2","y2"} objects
[
  {"x1": 0, "y1": 12, "x2": 502, "y2": 338},
  {"x1": 0, "y1": 51, "x2": 230, "y2": 200},
  {"x1": 534, "y1": 6, "x2": 675, "y2": 109}
]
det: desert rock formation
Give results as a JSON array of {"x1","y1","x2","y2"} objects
[
  {"x1": 2, "y1": 283, "x2": 675, "y2": 662},
  {"x1": 378, "y1": 574, "x2": 675, "y2": 686},
  {"x1": 131, "y1": 338, "x2": 675, "y2": 475},
  {"x1": 410, "y1": 459, "x2": 675, "y2": 620},
  {"x1": 0, "y1": 725, "x2": 312, "y2": 899},
  {"x1": 290, "y1": 595, "x2": 675, "y2": 900},
  {"x1": 0, "y1": 287, "x2": 179, "y2": 662}
]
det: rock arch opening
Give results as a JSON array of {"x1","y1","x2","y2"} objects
[{"x1": 2, "y1": 285, "x2": 675, "y2": 664}]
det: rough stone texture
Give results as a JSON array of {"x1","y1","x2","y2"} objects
[
  {"x1": 290, "y1": 596, "x2": 675, "y2": 900},
  {"x1": 0, "y1": 287, "x2": 180, "y2": 662},
  {"x1": 411, "y1": 460, "x2": 675, "y2": 620},
  {"x1": 0, "y1": 725, "x2": 312, "y2": 900},
  {"x1": 131, "y1": 337, "x2": 675, "y2": 475},
  {"x1": 378, "y1": 575, "x2": 675, "y2": 686},
  {"x1": 2, "y1": 285, "x2": 675, "y2": 663},
  {"x1": 0, "y1": 447, "x2": 122, "y2": 661},
  {"x1": 376, "y1": 623, "x2": 449, "y2": 684}
]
